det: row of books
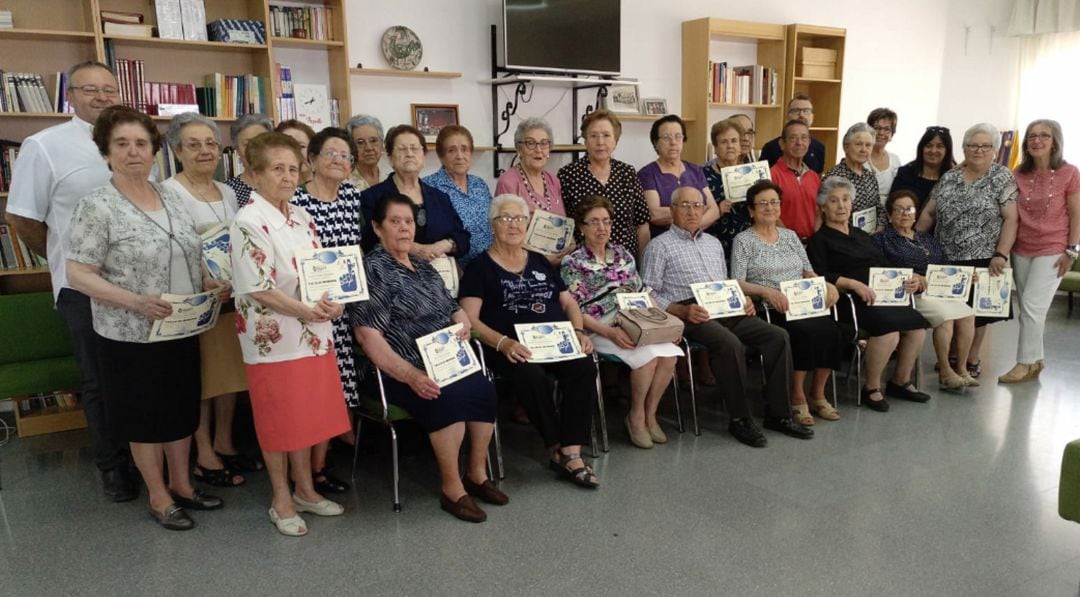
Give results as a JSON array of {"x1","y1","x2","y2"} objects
[
  {"x1": 1, "y1": 140, "x2": 18, "y2": 192},
  {"x1": 17, "y1": 392, "x2": 80, "y2": 416},
  {"x1": 0, "y1": 71, "x2": 71, "y2": 114},
  {"x1": 269, "y1": 5, "x2": 335, "y2": 41},
  {"x1": 152, "y1": 143, "x2": 243, "y2": 182},
  {"x1": 707, "y1": 62, "x2": 778, "y2": 106},
  {"x1": 0, "y1": 223, "x2": 47, "y2": 270},
  {"x1": 200, "y1": 73, "x2": 270, "y2": 119}
]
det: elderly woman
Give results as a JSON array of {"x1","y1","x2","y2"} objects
[
  {"x1": 917, "y1": 122, "x2": 1018, "y2": 379},
  {"x1": 807, "y1": 177, "x2": 930, "y2": 412},
  {"x1": 225, "y1": 113, "x2": 274, "y2": 208},
  {"x1": 558, "y1": 109, "x2": 650, "y2": 260},
  {"x1": 423, "y1": 125, "x2": 494, "y2": 265},
  {"x1": 867, "y1": 108, "x2": 902, "y2": 206},
  {"x1": 230, "y1": 133, "x2": 351, "y2": 537},
  {"x1": 704, "y1": 118, "x2": 752, "y2": 259},
  {"x1": 349, "y1": 194, "x2": 504, "y2": 523},
  {"x1": 460, "y1": 194, "x2": 601, "y2": 488},
  {"x1": 290, "y1": 127, "x2": 364, "y2": 494},
  {"x1": 560, "y1": 196, "x2": 682, "y2": 448},
  {"x1": 360, "y1": 124, "x2": 470, "y2": 261},
  {"x1": 890, "y1": 126, "x2": 955, "y2": 213},
  {"x1": 732, "y1": 180, "x2": 843, "y2": 424},
  {"x1": 824, "y1": 123, "x2": 886, "y2": 232},
  {"x1": 638, "y1": 115, "x2": 720, "y2": 238},
  {"x1": 1001, "y1": 119, "x2": 1080, "y2": 383},
  {"x1": 346, "y1": 113, "x2": 385, "y2": 191},
  {"x1": 276, "y1": 120, "x2": 317, "y2": 184},
  {"x1": 67, "y1": 106, "x2": 225, "y2": 530},
  {"x1": 873, "y1": 190, "x2": 977, "y2": 390},
  {"x1": 162, "y1": 113, "x2": 251, "y2": 487}
]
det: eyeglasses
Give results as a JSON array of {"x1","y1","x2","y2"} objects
[
  {"x1": 493, "y1": 215, "x2": 529, "y2": 224},
  {"x1": 658, "y1": 134, "x2": 685, "y2": 144},
  {"x1": 395, "y1": 145, "x2": 425, "y2": 154},
  {"x1": 70, "y1": 85, "x2": 119, "y2": 97},
  {"x1": 1026, "y1": 132, "x2": 1053, "y2": 141},
  {"x1": 385, "y1": 216, "x2": 414, "y2": 226},
  {"x1": 520, "y1": 139, "x2": 551, "y2": 150},
  {"x1": 181, "y1": 139, "x2": 220, "y2": 152},
  {"x1": 872, "y1": 125, "x2": 893, "y2": 133},
  {"x1": 354, "y1": 137, "x2": 381, "y2": 148},
  {"x1": 787, "y1": 107, "x2": 813, "y2": 115},
  {"x1": 319, "y1": 150, "x2": 355, "y2": 163},
  {"x1": 753, "y1": 199, "x2": 781, "y2": 207},
  {"x1": 674, "y1": 202, "x2": 705, "y2": 211},
  {"x1": 741, "y1": 129, "x2": 756, "y2": 137},
  {"x1": 926, "y1": 126, "x2": 950, "y2": 134},
  {"x1": 587, "y1": 132, "x2": 614, "y2": 141},
  {"x1": 964, "y1": 143, "x2": 994, "y2": 153},
  {"x1": 892, "y1": 206, "x2": 917, "y2": 215},
  {"x1": 583, "y1": 218, "x2": 612, "y2": 228}
]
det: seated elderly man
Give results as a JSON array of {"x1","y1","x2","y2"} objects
[{"x1": 641, "y1": 186, "x2": 813, "y2": 447}]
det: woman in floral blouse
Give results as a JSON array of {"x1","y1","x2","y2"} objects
[
  {"x1": 230, "y1": 132, "x2": 351, "y2": 537},
  {"x1": 560, "y1": 196, "x2": 682, "y2": 449}
]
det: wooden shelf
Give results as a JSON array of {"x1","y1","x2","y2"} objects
[
  {"x1": 270, "y1": 36, "x2": 344, "y2": 50},
  {"x1": 149, "y1": 114, "x2": 233, "y2": 123},
  {"x1": 809, "y1": 127, "x2": 838, "y2": 132},
  {"x1": 0, "y1": 266, "x2": 50, "y2": 278},
  {"x1": 617, "y1": 114, "x2": 697, "y2": 122},
  {"x1": 104, "y1": 35, "x2": 267, "y2": 52},
  {"x1": 708, "y1": 103, "x2": 782, "y2": 109},
  {"x1": 0, "y1": 28, "x2": 95, "y2": 41},
  {"x1": 15, "y1": 404, "x2": 86, "y2": 437},
  {"x1": 793, "y1": 76, "x2": 842, "y2": 84},
  {"x1": 0, "y1": 112, "x2": 71, "y2": 119},
  {"x1": 350, "y1": 67, "x2": 462, "y2": 79}
]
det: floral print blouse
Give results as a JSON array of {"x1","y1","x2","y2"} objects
[
  {"x1": 230, "y1": 191, "x2": 333, "y2": 364},
  {"x1": 560, "y1": 242, "x2": 643, "y2": 325}
]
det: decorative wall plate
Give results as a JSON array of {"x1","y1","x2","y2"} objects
[{"x1": 381, "y1": 26, "x2": 423, "y2": 71}]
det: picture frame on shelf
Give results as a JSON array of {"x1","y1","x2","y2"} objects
[
  {"x1": 641, "y1": 98, "x2": 668, "y2": 116},
  {"x1": 604, "y1": 85, "x2": 640, "y2": 114},
  {"x1": 411, "y1": 103, "x2": 459, "y2": 143}
]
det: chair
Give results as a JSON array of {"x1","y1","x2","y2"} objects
[
  {"x1": 836, "y1": 293, "x2": 923, "y2": 405},
  {"x1": 679, "y1": 336, "x2": 766, "y2": 437},
  {"x1": 1059, "y1": 438, "x2": 1080, "y2": 589},
  {"x1": 595, "y1": 350, "x2": 685, "y2": 439},
  {"x1": 759, "y1": 301, "x2": 840, "y2": 407},
  {"x1": 1057, "y1": 258, "x2": 1080, "y2": 316}
]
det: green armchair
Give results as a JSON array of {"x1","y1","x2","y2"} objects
[
  {"x1": 0, "y1": 292, "x2": 80, "y2": 399},
  {"x1": 1057, "y1": 257, "x2": 1080, "y2": 316}
]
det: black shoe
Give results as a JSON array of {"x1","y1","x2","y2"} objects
[
  {"x1": 148, "y1": 503, "x2": 195, "y2": 531},
  {"x1": 171, "y1": 489, "x2": 223, "y2": 511},
  {"x1": 313, "y1": 470, "x2": 350, "y2": 494},
  {"x1": 102, "y1": 467, "x2": 138, "y2": 503},
  {"x1": 729, "y1": 418, "x2": 767, "y2": 448},
  {"x1": 885, "y1": 380, "x2": 931, "y2": 403},
  {"x1": 861, "y1": 388, "x2": 890, "y2": 412},
  {"x1": 762, "y1": 416, "x2": 814, "y2": 439}
]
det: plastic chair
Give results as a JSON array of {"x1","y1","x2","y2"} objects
[
  {"x1": 836, "y1": 293, "x2": 922, "y2": 405},
  {"x1": 596, "y1": 350, "x2": 685, "y2": 438},
  {"x1": 759, "y1": 301, "x2": 840, "y2": 407}
]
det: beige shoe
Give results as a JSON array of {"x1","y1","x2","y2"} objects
[
  {"x1": 625, "y1": 416, "x2": 653, "y2": 449},
  {"x1": 939, "y1": 374, "x2": 966, "y2": 392},
  {"x1": 809, "y1": 399, "x2": 840, "y2": 421},
  {"x1": 647, "y1": 423, "x2": 668, "y2": 444},
  {"x1": 791, "y1": 403, "x2": 814, "y2": 426},
  {"x1": 997, "y1": 363, "x2": 1039, "y2": 384}
]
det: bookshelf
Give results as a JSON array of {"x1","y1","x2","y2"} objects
[
  {"x1": 681, "y1": 18, "x2": 787, "y2": 164},
  {"x1": 784, "y1": 24, "x2": 846, "y2": 167}
]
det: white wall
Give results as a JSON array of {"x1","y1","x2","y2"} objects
[{"x1": 344, "y1": 0, "x2": 1011, "y2": 187}]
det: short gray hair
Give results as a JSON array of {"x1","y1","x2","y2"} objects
[
  {"x1": 66, "y1": 60, "x2": 114, "y2": 84},
  {"x1": 963, "y1": 122, "x2": 1001, "y2": 152},
  {"x1": 489, "y1": 194, "x2": 530, "y2": 220},
  {"x1": 166, "y1": 112, "x2": 221, "y2": 151},
  {"x1": 346, "y1": 113, "x2": 384, "y2": 138},
  {"x1": 229, "y1": 113, "x2": 273, "y2": 141},
  {"x1": 817, "y1": 176, "x2": 856, "y2": 206},
  {"x1": 842, "y1": 122, "x2": 875, "y2": 147},
  {"x1": 514, "y1": 117, "x2": 554, "y2": 146}
]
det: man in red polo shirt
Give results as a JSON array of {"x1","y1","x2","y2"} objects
[{"x1": 770, "y1": 120, "x2": 821, "y2": 240}]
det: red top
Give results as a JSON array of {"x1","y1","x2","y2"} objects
[
  {"x1": 771, "y1": 160, "x2": 821, "y2": 240},
  {"x1": 1012, "y1": 163, "x2": 1080, "y2": 257}
]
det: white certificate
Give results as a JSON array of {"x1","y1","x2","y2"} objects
[
  {"x1": 514, "y1": 321, "x2": 583, "y2": 363},
  {"x1": 415, "y1": 323, "x2": 481, "y2": 388},
  {"x1": 616, "y1": 292, "x2": 654, "y2": 310},
  {"x1": 868, "y1": 267, "x2": 913, "y2": 306},
  {"x1": 924, "y1": 265, "x2": 974, "y2": 301},
  {"x1": 201, "y1": 223, "x2": 232, "y2": 281},
  {"x1": 295, "y1": 245, "x2": 369, "y2": 305},
  {"x1": 973, "y1": 267, "x2": 1013, "y2": 317},
  {"x1": 524, "y1": 209, "x2": 575, "y2": 255},
  {"x1": 779, "y1": 277, "x2": 829, "y2": 321},
  {"x1": 852, "y1": 206, "x2": 877, "y2": 233},
  {"x1": 431, "y1": 255, "x2": 459, "y2": 298},
  {"x1": 148, "y1": 291, "x2": 221, "y2": 342},
  {"x1": 690, "y1": 280, "x2": 747, "y2": 319},
  {"x1": 719, "y1": 160, "x2": 771, "y2": 203}
]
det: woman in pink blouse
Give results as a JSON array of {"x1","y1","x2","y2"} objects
[{"x1": 1000, "y1": 119, "x2": 1080, "y2": 383}]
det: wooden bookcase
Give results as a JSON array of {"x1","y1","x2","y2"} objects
[{"x1": 784, "y1": 24, "x2": 846, "y2": 168}]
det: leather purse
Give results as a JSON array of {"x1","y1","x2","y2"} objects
[{"x1": 615, "y1": 307, "x2": 684, "y2": 347}]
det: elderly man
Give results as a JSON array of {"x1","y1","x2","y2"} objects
[
  {"x1": 760, "y1": 94, "x2": 827, "y2": 174},
  {"x1": 641, "y1": 186, "x2": 813, "y2": 446},
  {"x1": 770, "y1": 120, "x2": 822, "y2": 240},
  {"x1": 729, "y1": 113, "x2": 757, "y2": 163},
  {"x1": 4, "y1": 61, "x2": 137, "y2": 502}
]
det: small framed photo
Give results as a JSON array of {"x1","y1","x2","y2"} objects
[
  {"x1": 641, "y1": 98, "x2": 668, "y2": 116},
  {"x1": 411, "y1": 103, "x2": 460, "y2": 143},
  {"x1": 603, "y1": 84, "x2": 640, "y2": 114}
]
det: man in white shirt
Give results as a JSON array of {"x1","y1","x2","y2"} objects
[{"x1": 5, "y1": 61, "x2": 137, "y2": 502}]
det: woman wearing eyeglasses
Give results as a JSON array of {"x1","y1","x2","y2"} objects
[
  {"x1": 866, "y1": 108, "x2": 902, "y2": 206},
  {"x1": 346, "y1": 114, "x2": 384, "y2": 191},
  {"x1": 638, "y1": 115, "x2": 720, "y2": 238},
  {"x1": 424, "y1": 125, "x2": 494, "y2": 266},
  {"x1": 917, "y1": 123, "x2": 1018, "y2": 379},
  {"x1": 703, "y1": 118, "x2": 753, "y2": 262},
  {"x1": 824, "y1": 123, "x2": 887, "y2": 232},
  {"x1": 890, "y1": 126, "x2": 956, "y2": 214},
  {"x1": 1000, "y1": 119, "x2": 1080, "y2": 383}
]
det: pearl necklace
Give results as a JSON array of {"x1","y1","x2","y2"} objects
[{"x1": 1021, "y1": 168, "x2": 1055, "y2": 218}]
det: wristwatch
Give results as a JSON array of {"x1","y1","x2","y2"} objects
[
  {"x1": 991, "y1": 251, "x2": 1009, "y2": 262},
  {"x1": 1067, "y1": 244, "x2": 1080, "y2": 259}
]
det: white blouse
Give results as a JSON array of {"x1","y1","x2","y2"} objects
[
  {"x1": 867, "y1": 151, "x2": 901, "y2": 205},
  {"x1": 162, "y1": 177, "x2": 239, "y2": 234}
]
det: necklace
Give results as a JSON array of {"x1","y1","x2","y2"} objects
[
  {"x1": 182, "y1": 171, "x2": 226, "y2": 223},
  {"x1": 1020, "y1": 168, "x2": 1055, "y2": 218},
  {"x1": 113, "y1": 182, "x2": 194, "y2": 292},
  {"x1": 517, "y1": 164, "x2": 554, "y2": 212}
]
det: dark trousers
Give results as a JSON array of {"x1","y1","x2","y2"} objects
[
  {"x1": 489, "y1": 350, "x2": 596, "y2": 448},
  {"x1": 55, "y1": 289, "x2": 127, "y2": 471},
  {"x1": 683, "y1": 314, "x2": 793, "y2": 419}
]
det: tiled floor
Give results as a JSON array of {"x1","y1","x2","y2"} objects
[{"x1": 2, "y1": 300, "x2": 1079, "y2": 596}]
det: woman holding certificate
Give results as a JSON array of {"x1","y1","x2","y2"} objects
[
  {"x1": 824, "y1": 123, "x2": 886, "y2": 233},
  {"x1": 349, "y1": 194, "x2": 504, "y2": 523},
  {"x1": 638, "y1": 115, "x2": 720, "y2": 238},
  {"x1": 731, "y1": 181, "x2": 844, "y2": 424},
  {"x1": 703, "y1": 119, "x2": 753, "y2": 259},
  {"x1": 560, "y1": 196, "x2": 682, "y2": 449},
  {"x1": 163, "y1": 113, "x2": 252, "y2": 488},
  {"x1": 424, "y1": 125, "x2": 494, "y2": 265},
  {"x1": 230, "y1": 132, "x2": 351, "y2": 537},
  {"x1": 806, "y1": 177, "x2": 930, "y2": 412},
  {"x1": 67, "y1": 106, "x2": 226, "y2": 530},
  {"x1": 461, "y1": 194, "x2": 601, "y2": 488}
]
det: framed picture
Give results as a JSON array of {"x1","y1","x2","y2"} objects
[
  {"x1": 603, "y1": 84, "x2": 640, "y2": 114},
  {"x1": 641, "y1": 97, "x2": 668, "y2": 116},
  {"x1": 411, "y1": 104, "x2": 459, "y2": 143}
]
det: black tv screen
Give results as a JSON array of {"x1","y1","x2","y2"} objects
[{"x1": 504, "y1": 0, "x2": 621, "y2": 76}]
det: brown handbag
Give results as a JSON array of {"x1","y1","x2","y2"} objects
[{"x1": 615, "y1": 307, "x2": 684, "y2": 347}]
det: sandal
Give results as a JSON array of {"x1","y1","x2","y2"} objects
[
  {"x1": 791, "y1": 404, "x2": 814, "y2": 426},
  {"x1": 268, "y1": 507, "x2": 307, "y2": 537},
  {"x1": 217, "y1": 452, "x2": 264, "y2": 472},
  {"x1": 809, "y1": 399, "x2": 840, "y2": 421},
  {"x1": 192, "y1": 464, "x2": 245, "y2": 488},
  {"x1": 548, "y1": 451, "x2": 599, "y2": 489},
  {"x1": 965, "y1": 360, "x2": 982, "y2": 379}
]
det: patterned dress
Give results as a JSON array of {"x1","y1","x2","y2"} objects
[
  {"x1": 290, "y1": 181, "x2": 364, "y2": 408},
  {"x1": 930, "y1": 163, "x2": 1018, "y2": 261},
  {"x1": 226, "y1": 176, "x2": 255, "y2": 209},
  {"x1": 558, "y1": 158, "x2": 650, "y2": 257},
  {"x1": 703, "y1": 162, "x2": 752, "y2": 262},
  {"x1": 824, "y1": 160, "x2": 886, "y2": 231}
]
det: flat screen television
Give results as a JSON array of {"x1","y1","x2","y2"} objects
[{"x1": 503, "y1": 0, "x2": 621, "y2": 76}]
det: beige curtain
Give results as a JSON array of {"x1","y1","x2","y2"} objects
[
  {"x1": 1015, "y1": 29, "x2": 1080, "y2": 163},
  {"x1": 1008, "y1": 0, "x2": 1080, "y2": 36}
]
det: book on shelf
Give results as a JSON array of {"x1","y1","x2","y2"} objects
[
  {"x1": 275, "y1": 63, "x2": 296, "y2": 120},
  {"x1": 1, "y1": 139, "x2": 20, "y2": 192},
  {"x1": 155, "y1": 0, "x2": 184, "y2": 40},
  {"x1": 707, "y1": 62, "x2": 777, "y2": 106},
  {"x1": 101, "y1": 10, "x2": 144, "y2": 25},
  {"x1": 103, "y1": 22, "x2": 154, "y2": 37},
  {"x1": 0, "y1": 71, "x2": 55, "y2": 114},
  {"x1": 179, "y1": 0, "x2": 208, "y2": 41},
  {"x1": 269, "y1": 5, "x2": 335, "y2": 41},
  {"x1": 0, "y1": 222, "x2": 46, "y2": 270},
  {"x1": 113, "y1": 58, "x2": 148, "y2": 112},
  {"x1": 0, "y1": 10, "x2": 12, "y2": 29},
  {"x1": 200, "y1": 73, "x2": 269, "y2": 120},
  {"x1": 16, "y1": 391, "x2": 80, "y2": 416}
]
